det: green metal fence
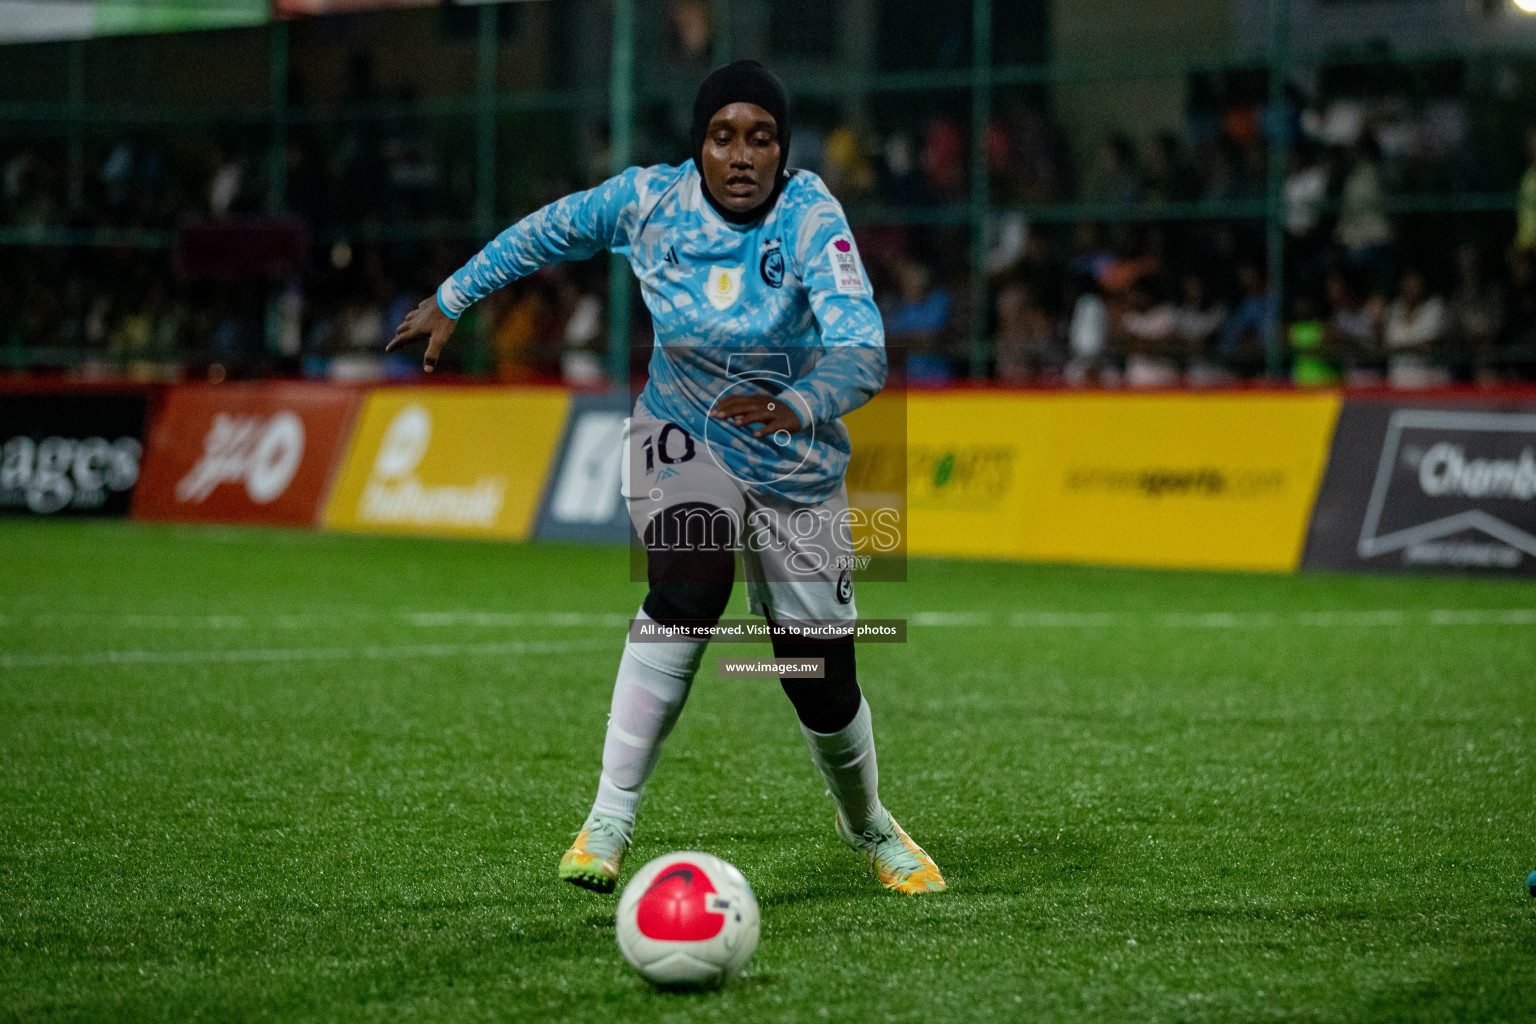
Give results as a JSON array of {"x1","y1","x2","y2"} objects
[{"x1": 0, "y1": 0, "x2": 1529, "y2": 378}]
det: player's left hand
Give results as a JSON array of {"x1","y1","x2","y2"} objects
[{"x1": 710, "y1": 394, "x2": 803, "y2": 439}]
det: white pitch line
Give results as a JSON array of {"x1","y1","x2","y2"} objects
[
  {"x1": 1425, "y1": 609, "x2": 1536, "y2": 625},
  {"x1": 2, "y1": 610, "x2": 630, "y2": 631},
  {"x1": 4, "y1": 608, "x2": 1535, "y2": 636},
  {"x1": 992, "y1": 609, "x2": 1536, "y2": 629},
  {"x1": 0, "y1": 639, "x2": 604, "y2": 671},
  {"x1": 402, "y1": 611, "x2": 631, "y2": 628},
  {"x1": 1005, "y1": 611, "x2": 1121, "y2": 628},
  {"x1": 907, "y1": 611, "x2": 993, "y2": 627}
]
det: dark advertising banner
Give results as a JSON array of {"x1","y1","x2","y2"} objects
[
  {"x1": 532, "y1": 392, "x2": 634, "y2": 545},
  {"x1": 1304, "y1": 399, "x2": 1536, "y2": 575},
  {"x1": 0, "y1": 391, "x2": 150, "y2": 517}
]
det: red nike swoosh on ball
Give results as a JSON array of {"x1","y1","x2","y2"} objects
[{"x1": 635, "y1": 862, "x2": 725, "y2": 941}]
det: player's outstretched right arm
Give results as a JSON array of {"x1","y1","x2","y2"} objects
[{"x1": 386, "y1": 166, "x2": 647, "y2": 372}]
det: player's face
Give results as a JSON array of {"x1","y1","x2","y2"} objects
[{"x1": 701, "y1": 102, "x2": 780, "y2": 214}]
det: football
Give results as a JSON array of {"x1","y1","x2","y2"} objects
[{"x1": 615, "y1": 852, "x2": 760, "y2": 987}]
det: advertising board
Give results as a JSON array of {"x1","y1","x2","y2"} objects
[
  {"x1": 133, "y1": 383, "x2": 358, "y2": 527},
  {"x1": 531, "y1": 392, "x2": 634, "y2": 544},
  {"x1": 1304, "y1": 399, "x2": 1536, "y2": 574},
  {"x1": 900, "y1": 392, "x2": 1341, "y2": 571},
  {"x1": 322, "y1": 387, "x2": 569, "y2": 541},
  {"x1": 0, "y1": 390, "x2": 149, "y2": 518}
]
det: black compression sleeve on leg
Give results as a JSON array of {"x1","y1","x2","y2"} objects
[
  {"x1": 643, "y1": 579, "x2": 733, "y2": 628},
  {"x1": 774, "y1": 635, "x2": 862, "y2": 733},
  {"x1": 641, "y1": 502, "x2": 737, "y2": 628}
]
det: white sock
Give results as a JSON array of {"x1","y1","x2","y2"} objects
[
  {"x1": 798, "y1": 697, "x2": 886, "y2": 834},
  {"x1": 589, "y1": 609, "x2": 706, "y2": 828}
]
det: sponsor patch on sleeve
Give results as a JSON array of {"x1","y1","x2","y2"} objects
[{"x1": 824, "y1": 235, "x2": 867, "y2": 295}]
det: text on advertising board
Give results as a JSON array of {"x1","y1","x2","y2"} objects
[
  {"x1": 1358, "y1": 410, "x2": 1536, "y2": 569},
  {"x1": 0, "y1": 393, "x2": 148, "y2": 517},
  {"x1": 322, "y1": 387, "x2": 569, "y2": 540},
  {"x1": 132, "y1": 383, "x2": 358, "y2": 527}
]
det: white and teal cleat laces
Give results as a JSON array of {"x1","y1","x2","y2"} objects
[
  {"x1": 835, "y1": 809, "x2": 947, "y2": 895},
  {"x1": 558, "y1": 812, "x2": 631, "y2": 893}
]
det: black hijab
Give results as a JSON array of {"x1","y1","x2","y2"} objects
[{"x1": 690, "y1": 60, "x2": 791, "y2": 224}]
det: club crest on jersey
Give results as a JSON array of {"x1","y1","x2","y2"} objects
[
  {"x1": 705, "y1": 266, "x2": 744, "y2": 310},
  {"x1": 836, "y1": 568, "x2": 853, "y2": 604},
  {"x1": 760, "y1": 240, "x2": 784, "y2": 288}
]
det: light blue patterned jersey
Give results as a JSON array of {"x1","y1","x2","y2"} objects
[{"x1": 437, "y1": 160, "x2": 887, "y2": 504}]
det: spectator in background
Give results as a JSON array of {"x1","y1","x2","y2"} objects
[
  {"x1": 1502, "y1": 246, "x2": 1536, "y2": 379},
  {"x1": 821, "y1": 125, "x2": 876, "y2": 203},
  {"x1": 101, "y1": 140, "x2": 136, "y2": 213},
  {"x1": 559, "y1": 275, "x2": 605, "y2": 388},
  {"x1": 1173, "y1": 271, "x2": 1228, "y2": 384},
  {"x1": 1064, "y1": 273, "x2": 1111, "y2": 387},
  {"x1": 340, "y1": 295, "x2": 384, "y2": 353},
  {"x1": 992, "y1": 277, "x2": 1061, "y2": 384},
  {"x1": 1096, "y1": 227, "x2": 1159, "y2": 300},
  {"x1": 1288, "y1": 293, "x2": 1339, "y2": 387},
  {"x1": 1517, "y1": 125, "x2": 1536, "y2": 253},
  {"x1": 2, "y1": 148, "x2": 54, "y2": 228},
  {"x1": 1066, "y1": 221, "x2": 1112, "y2": 282},
  {"x1": 1449, "y1": 244, "x2": 1505, "y2": 384},
  {"x1": 1285, "y1": 144, "x2": 1330, "y2": 249},
  {"x1": 1383, "y1": 266, "x2": 1449, "y2": 388},
  {"x1": 884, "y1": 256, "x2": 954, "y2": 385},
  {"x1": 1115, "y1": 275, "x2": 1180, "y2": 387},
  {"x1": 1000, "y1": 104, "x2": 1066, "y2": 204},
  {"x1": 1216, "y1": 262, "x2": 1273, "y2": 377},
  {"x1": 881, "y1": 133, "x2": 926, "y2": 207},
  {"x1": 207, "y1": 142, "x2": 247, "y2": 219},
  {"x1": 1013, "y1": 230, "x2": 1064, "y2": 308},
  {"x1": 985, "y1": 211, "x2": 1028, "y2": 275},
  {"x1": 921, "y1": 118, "x2": 966, "y2": 204},
  {"x1": 1285, "y1": 144, "x2": 1338, "y2": 300},
  {"x1": 668, "y1": 0, "x2": 711, "y2": 61},
  {"x1": 493, "y1": 278, "x2": 551, "y2": 383},
  {"x1": 1336, "y1": 136, "x2": 1394, "y2": 288},
  {"x1": 1082, "y1": 134, "x2": 1139, "y2": 205},
  {"x1": 1323, "y1": 267, "x2": 1382, "y2": 385}
]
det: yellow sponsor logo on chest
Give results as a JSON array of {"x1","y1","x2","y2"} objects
[{"x1": 705, "y1": 265, "x2": 743, "y2": 311}]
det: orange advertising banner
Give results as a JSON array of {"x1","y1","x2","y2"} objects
[{"x1": 133, "y1": 383, "x2": 359, "y2": 527}]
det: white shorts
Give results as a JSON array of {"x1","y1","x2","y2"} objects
[{"x1": 621, "y1": 414, "x2": 858, "y2": 625}]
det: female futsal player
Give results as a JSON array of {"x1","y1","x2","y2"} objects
[{"x1": 388, "y1": 61, "x2": 944, "y2": 896}]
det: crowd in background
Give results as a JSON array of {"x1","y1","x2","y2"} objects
[{"x1": 3, "y1": 57, "x2": 1536, "y2": 388}]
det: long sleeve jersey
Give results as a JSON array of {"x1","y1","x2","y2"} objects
[{"x1": 437, "y1": 160, "x2": 887, "y2": 504}]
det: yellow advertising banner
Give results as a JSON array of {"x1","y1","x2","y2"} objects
[
  {"x1": 896, "y1": 392, "x2": 1342, "y2": 572},
  {"x1": 323, "y1": 387, "x2": 570, "y2": 540}
]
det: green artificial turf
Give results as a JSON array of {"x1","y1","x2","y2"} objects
[{"x1": 2, "y1": 519, "x2": 1534, "y2": 1022}]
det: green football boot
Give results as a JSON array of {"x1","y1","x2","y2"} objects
[
  {"x1": 558, "y1": 812, "x2": 631, "y2": 893},
  {"x1": 835, "y1": 808, "x2": 947, "y2": 894}
]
